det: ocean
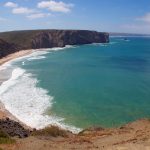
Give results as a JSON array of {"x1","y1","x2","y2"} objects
[{"x1": 0, "y1": 37, "x2": 150, "y2": 133}]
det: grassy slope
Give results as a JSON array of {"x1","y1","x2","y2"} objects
[
  {"x1": 0, "y1": 30, "x2": 40, "y2": 48},
  {"x1": 0, "y1": 129, "x2": 15, "y2": 144},
  {"x1": 1, "y1": 119, "x2": 150, "y2": 150}
]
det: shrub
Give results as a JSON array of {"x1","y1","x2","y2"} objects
[
  {"x1": 0, "y1": 129, "x2": 15, "y2": 144},
  {"x1": 32, "y1": 126, "x2": 67, "y2": 137}
]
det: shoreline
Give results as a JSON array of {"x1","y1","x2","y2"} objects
[
  {"x1": 0, "y1": 50, "x2": 33, "y2": 66},
  {"x1": 0, "y1": 49, "x2": 33, "y2": 129}
]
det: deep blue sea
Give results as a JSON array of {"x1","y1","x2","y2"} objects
[{"x1": 0, "y1": 37, "x2": 150, "y2": 132}]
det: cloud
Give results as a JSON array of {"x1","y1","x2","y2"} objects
[
  {"x1": 136, "y1": 13, "x2": 150, "y2": 23},
  {"x1": 4, "y1": 2, "x2": 18, "y2": 8},
  {"x1": 4, "y1": 0, "x2": 71, "y2": 21},
  {"x1": 12, "y1": 7, "x2": 35, "y2": 14},
  {"x1": 37, "y1": 0, "x2": 74, "y2": 13},
  {"x1": 27, "y1": 13, "x2": 51, "y2": 19},
  {"x1": 4, "y1": 2, "x2": 36, "y2": 15}
]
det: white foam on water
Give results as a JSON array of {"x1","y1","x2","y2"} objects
[
  {"x1": 47, "y1": 45, "x2": 75, "y2": 51},
  {"x1": 0, "y1": 45, "x2": 75, "y2": 71},
  {"x1": 92, "y1": 43, "x2": 105, "y2": 46},
  {"x1": 28, "y1": 56, "x2": 46, "y2": 61},
  {"x1": 109, "y1": 41, "x2": 118, "y2": 45},
  {"x1": 22, "y1": 61, "x2": 25, "y2": 65},
  {"x1": 25, "y1": 51, "x2": 48, "y2": 61},
  {"x1": 91, "y1": 42, "x2": 118, "y2": 47},
  {"x1": 125, "y1": 40, "x2": 130, "y2": 42},
  {"x1": 0, "y1": 61, "x2": 12, "y2": 71},
  {"x1": 0, "y1": 68, "x2": 25, "y2": 95},
  {"x1": 25, "y1": 45, "x2": 75, "y2": 61},
  {"x1": 0, "y1": 68, "x2": 81, "y2": 133}
]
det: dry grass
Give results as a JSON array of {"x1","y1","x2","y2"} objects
[
  {"x1": 0, "y1": 129, "x2": 15, "y2": 144},
  {"x1": 31, "y1": 126, "x2": 68, "y2": 137}
]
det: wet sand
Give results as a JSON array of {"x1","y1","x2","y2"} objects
[
  {"x1": 0, "y1": 50, "x2": 32, "y2": 66},
  {"x1": 0, "y1": 50, "x2": 33, "y2": 127}
]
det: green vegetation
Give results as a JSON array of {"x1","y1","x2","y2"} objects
[
  {"x1": 0, "y1": 29, "x2": 109, "y2": 49},
  {"x1": 0, "y1": 29, "x2": 72, "y2": 48},
  {"x1": 0, "y1": 129, "x2": 15, "y2": 144},
  {"x1": 31, "y1": 126, "x2": 68, "y2": 137},
  {"x1": 0, "y1": 29, "x2": 109, "y2": 58},
  {"x1": 0, "y1": 30, "x2": 40, "y2": 48}
]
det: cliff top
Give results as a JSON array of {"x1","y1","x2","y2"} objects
[
  {"x1": 0, "y1": 29, "x2": 109, "y2": 58},
  {"x1": 0, "y1": 29, "x2": 109, "y2": 47}
]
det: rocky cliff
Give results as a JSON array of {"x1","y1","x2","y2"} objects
[
  {"x1": 0, "y1": 29, "x2": 109, "y2": 58},
  {"x1": 0, "y1": 39, "x2": 22, "y2": 58},
  {"x1": 31, "y1": 30, "x2": 109, "y2": 49}
]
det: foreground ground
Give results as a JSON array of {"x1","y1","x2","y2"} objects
[{"x1": 1, "y1": 119, "x2": 150, "y2": 150}]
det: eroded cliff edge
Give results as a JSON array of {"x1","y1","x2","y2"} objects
[{"x1": 0, "y1": 29, "x2": 109, "y2": 58}]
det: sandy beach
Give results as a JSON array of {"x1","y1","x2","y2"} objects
[
  {"x1": 0, "y1": 50, "x2": 33, "y2": 125},
  {"x1": 0, "y1": 101, "x2": 10, "y2": 119},
  {"x1": 0, "y1": 50, "x2": 32, "y2": 66}
]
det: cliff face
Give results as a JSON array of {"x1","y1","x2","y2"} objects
[
  {"x1": 31, "y1": 30, "x2": 109, "y2": 49},
  {"x1": 0, "y1": 39, "x2": 22, "y2": 58},
  {"x1": 0, "y1": 29, "x2": 109, "y2": 58}
]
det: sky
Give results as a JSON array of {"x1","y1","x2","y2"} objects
[{"x1": 0, "y1": 0, "x2": 150, "y2": 34}]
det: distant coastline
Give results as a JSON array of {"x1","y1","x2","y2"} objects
[{"x1": 110, "y1": 32, "x2": 150, "y2": 37}]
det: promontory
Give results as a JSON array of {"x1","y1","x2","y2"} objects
[{"x1": 0, "y1": 29, "x2": 109, "y2": 58}]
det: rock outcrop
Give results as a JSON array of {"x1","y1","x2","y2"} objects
[
  {"x1": 0, "y1": 118, "x2": 30, "y2": 138},
  {"x1": 0, "y1": 29, "x2": 109, "y2": 58}
]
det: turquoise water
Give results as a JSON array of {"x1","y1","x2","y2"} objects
[{"x1": 4, "y1": 37, "x2": 150, "y2": 130}]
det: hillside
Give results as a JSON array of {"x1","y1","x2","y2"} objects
[
  {"x1": 0, "y1": 29, "x2": 109, "y2": 58},
  {"x1": 0, "y1": 39, "x2": 22, "y2": 58},
  {"x1": 0, "y1": 118, "x2": 150, "y2": 150}
]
